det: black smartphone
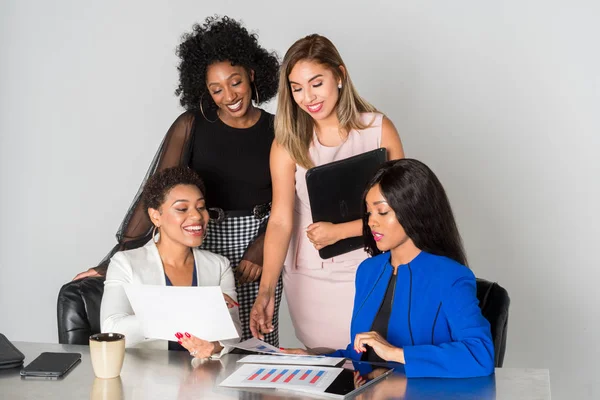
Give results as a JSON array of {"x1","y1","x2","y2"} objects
[{"x1": 20, "y1": 352, "x2": 81, "y2": 378}]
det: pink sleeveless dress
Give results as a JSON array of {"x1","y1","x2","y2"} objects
[{"x1": 283, "y1": 113, "x2": 384, "y2": 349}]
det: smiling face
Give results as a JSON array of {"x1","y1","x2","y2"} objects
[
  {"x1": 365, "y1": 184, "x2": 412, "y2": 253},
  {"x1": 288, "y1": 60, "x2": 342, "y2": 122},
  {"x1": 148, "y1": 184, "x2": 209, "y2": 249},
  {"x1": 206, "y1": 61, "x2": 254, "y2": 123}
]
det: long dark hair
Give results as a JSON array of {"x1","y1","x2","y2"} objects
[{"x1": 362, "y1": 159, "x2": 468, "y2": 266}]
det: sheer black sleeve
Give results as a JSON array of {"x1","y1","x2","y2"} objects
[{"x1": 94, "y1": 111, "x2": 197, "y2": 275}]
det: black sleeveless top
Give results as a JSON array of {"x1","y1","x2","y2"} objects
[
  {"x1": 362, "y1": 272, "x2": 398, "y2": 363},
  {"x1": 189, "y1": 109, "x2": 274, "y2": 211}
]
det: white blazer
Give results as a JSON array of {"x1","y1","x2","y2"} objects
[{"x1": 100, "y1": 240, "x2": 242, "y2": 357}]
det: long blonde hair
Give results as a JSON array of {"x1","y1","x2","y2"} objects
[{"x1": 275, "y1": 34, "x2": 377, "y2": 169}]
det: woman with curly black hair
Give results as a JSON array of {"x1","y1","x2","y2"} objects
[
  {"x1": 74, "y1": 16, "x2": 283, "y2": 346},
  {"x1": 100, "y1": 166, "x2": 243, "y2": 358}
]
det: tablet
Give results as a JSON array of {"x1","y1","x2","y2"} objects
[
  {"x1": 322, "y1": 361, "x2": 393, "y2": 399},
  {"x1": 306, "y1": 148, "x2": 387, "y2": 259},
  {"x1": 20, "y1": 352, "x2": 81, "y2": 378}
]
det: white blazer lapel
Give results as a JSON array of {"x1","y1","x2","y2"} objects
[
  {"x1": 193, "y1": 249, "x2": 221, "y2": 286},
  {"x1": 139, "y1": 240, "x2": 167, "y2": 286}
]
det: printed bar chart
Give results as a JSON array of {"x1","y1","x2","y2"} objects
[
  {"x1": 284, "y1": 369, "x2": 301, "y2": 383},
  {"x1": 310, "y1": 370, "x2": 325, "y2": 384},
  {"x1": 256, "y1": 345, "x2": 276, "y2": 353},
  {"x1": 271, "y1": 369, "x2": 289, "y2": 382},
  {"x1": 261, "y1": 369, "x2": 277, "y2": 380},
  {"x1": 245, "y1": 366, "x2": 330, "y2": 386},
  {"x1": 300, "y1": 369, "x2": 312, "y2": 380},
  {"x1": 222, "y1": 363, "x2": 344, "y2": 396},
  {"x1": 248, "y1": 368, "x2": 264, "y2": 381}
]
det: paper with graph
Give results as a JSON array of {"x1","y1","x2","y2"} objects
[
  {"x1": 237, "y1": 354, "x2": 344, "y2": 366},
  {"x1": 231, "y1": 337, "x2": 324, "y2": 357},
  {"x1": 219, "y1": 363, "x2": 342, "y2": 395}
]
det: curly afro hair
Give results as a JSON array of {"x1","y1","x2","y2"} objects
[
  {"x1": 175, "y1": 15, "x2": 279, "y2": 111},
  {"x1": 143, "y1": 167, "x2": 206, "y2": 211}
]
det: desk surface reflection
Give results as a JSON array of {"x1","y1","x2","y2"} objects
[{"x1": 0, "y1": 342, "x2": 550, "y2": 399}]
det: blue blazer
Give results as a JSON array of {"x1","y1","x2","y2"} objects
[{"x1": 329, "y1": 251, "x2": 495, "y2": 378}]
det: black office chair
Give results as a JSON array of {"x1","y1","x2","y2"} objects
[
  {"x1": 57, "y1": 277, "x2": 105, "y2": 345},
  {"x1": 476, "y1": 278, "x2": 510, "y2": 368},
  {"x1": 56, "y1": 274, "x2": 510, "y2": 364}
]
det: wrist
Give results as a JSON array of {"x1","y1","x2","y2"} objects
[
  {"x1": 335, "y1": 223, "x2": 346, "y2": 241},
  {"x1": 393, "y1": 347, "x2": 406, "y2": 364},
  {"x1": 257, "y1": 265, "x2": 278, "y2": 294},
  {"x1": 258, "y1": 284, "x2": 275, "y2": 297},
  {"x1": 212, "y1": 341, "x2": 223, "y2": 355}
]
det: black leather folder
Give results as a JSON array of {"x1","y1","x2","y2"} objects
[
  {"x1": 0, "y1": 333, "x2": 25, "y2": 369},
  {"x1": 306, "y1": 148, "x2": 387, "y2": 259}
]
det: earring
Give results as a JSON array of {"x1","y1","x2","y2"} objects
[
  {"x1": 199, "y1": 92, "x2": 218, "y2": 123},
  {"x1": 253, "y1": 82, "x2": 260, "y2": 104},
  {"x1": 152, "y1": 225, "x2": 160, "y2": 244},
  {"x1": 338, "y1": 83, "x2": 342, "y2": 89}
]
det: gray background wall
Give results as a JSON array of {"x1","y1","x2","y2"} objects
[{"x1": 1, "y1": 1, "x2": 598, "y2": 398}]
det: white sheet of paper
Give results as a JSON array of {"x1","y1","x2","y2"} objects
[
  {"x1": 219, "y1": 363, "x2": 342, "y2": 396},
  {"x1": 231, "y1": 337, "x2": 281, "y2": 354},
  {"x1": 231, "y1": 338, "x2": 324, "y2": 357},
  {"x1": 123, "y1": 284, "x2": 239, "y2": 342},
  {"x1": 237, "y1": 354, "x2": 345, "y2": 367}
]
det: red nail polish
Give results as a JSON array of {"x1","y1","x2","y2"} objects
[
  {"x1": 178, "y1": 340, "x2": 182, "y2": 345},
  {"x1": 185, "y1": 332, "x2": 190, "y2": 338},
  {"x1": 279, "y1": 347, "x2": 285, "y2": 350},
  {"x1": 234, "y1": 302, "x2": 240, "y2": 307},
  {"x1": 176, "y1": 332, "x2": 183, "y2": 338}
]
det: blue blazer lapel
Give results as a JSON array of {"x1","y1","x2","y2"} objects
[{"x1": 352, "y1": 260, "x2": 393, "y2": 338}]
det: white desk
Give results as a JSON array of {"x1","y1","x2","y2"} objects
[{"x1": 0, "y1": 342, "x2": 551, "y2": 399}]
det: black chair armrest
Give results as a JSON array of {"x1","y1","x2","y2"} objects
[{"x1": 57, "y1": 277, "x2": 105, "y2": 345}]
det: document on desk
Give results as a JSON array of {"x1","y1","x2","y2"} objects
[
  {"x1": 231, "y1": 338, "x2": 324, "y2": 357},
  {"x1": 237, "y1": 354, "x2": 345, "y2": 367},
  {"x1": 219, "y1": 363, "x2": 342, "y2": 395},
  {"x1": 123, "y1": 284, "x2": 239, "y2": 342}
]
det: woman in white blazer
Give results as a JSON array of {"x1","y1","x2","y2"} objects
[{"x1": 100, "y1": 167, "x2": 241, "y2": 358}]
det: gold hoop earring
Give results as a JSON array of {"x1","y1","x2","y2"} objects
[
  {"x1": 199, "y1": 92, "x2": 218, "y2": 123},
  {"x1": 253, "y1": 82, "x2": 260, "y2": 105},
  {"x1": 152, "y1": 225, "x2": 160, "y2": 244}
]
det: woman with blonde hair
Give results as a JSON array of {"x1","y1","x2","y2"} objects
[{"x1": 250, "y1": 34, "x2": 405, "y2": 350}]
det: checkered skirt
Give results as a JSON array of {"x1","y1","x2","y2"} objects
[{"x1": 201, "y1": 214, "x2": 283, "y2": 346}]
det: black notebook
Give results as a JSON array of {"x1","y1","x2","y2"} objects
[
  {"x1": 0, "y1": 333, "x2": 25, "y2": 369},
  {"x1": 306, "y1": 148, "x2": 387, "y2": 259}
]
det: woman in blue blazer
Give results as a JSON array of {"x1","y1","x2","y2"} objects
[{"x1": 285, "y1": 159, "x2": 494, "y2": 378}]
